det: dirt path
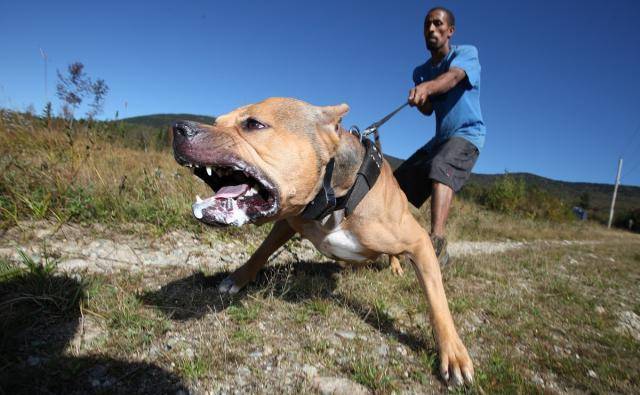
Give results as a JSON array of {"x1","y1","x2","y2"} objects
[{"x1": 0, "y1": 221, "x2": 601, "y2": 274}]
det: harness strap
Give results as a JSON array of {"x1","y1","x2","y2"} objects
[
  {"x1": 300, "y1": 158, "x2": 336, "y2": 220},
  {"x1": 335, "y1": 139, "x2": 383, "y2": 216},
  {"x1": 301, "y1": 138, "x2": 383, "y2": 220}
]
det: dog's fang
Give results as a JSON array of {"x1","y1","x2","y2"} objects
[
  {"x1": 196, "y1": 195, "x2": 203, "y2": 203},
  {"x1": 206, "y1": 166, "x2": 212, "y2": 176}
]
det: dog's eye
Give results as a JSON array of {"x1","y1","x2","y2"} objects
[{"x1": 244, "y1": 118, "x2": 268, "y2": 131}]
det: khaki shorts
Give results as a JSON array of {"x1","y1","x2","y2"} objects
[{"x1": 393, "y1": 137, "x2": 479, "y2": 208}]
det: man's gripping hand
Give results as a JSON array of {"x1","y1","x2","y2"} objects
[
  {"x1": 409, "y1": 83, "x2": 434, "y2": 116},
  {"x1": 409, "y1": 82, "x2": 432, "y2": 107}
]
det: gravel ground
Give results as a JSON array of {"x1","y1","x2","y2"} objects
[{"x1": 0, "y1": 221, "x2": 600, "y2": 275}]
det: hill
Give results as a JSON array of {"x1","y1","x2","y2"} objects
[
  {"x1": 122, "y1": 113, "x2": 216, "y2": 129},
  {"x1": 466, "y1": 172, "x2": 640, "y2": 222}
]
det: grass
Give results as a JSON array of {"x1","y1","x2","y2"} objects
[{"x1": 1, "y1": 112, "x2": 639, "y2": 393}]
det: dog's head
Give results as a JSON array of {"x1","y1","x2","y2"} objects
[{"x1": 172, "y1": 97, "x2": 349, "y2": 227}]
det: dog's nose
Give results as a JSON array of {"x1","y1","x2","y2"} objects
[{"x1": 172, "y1": 121, "x2": 202, "y2": 139}]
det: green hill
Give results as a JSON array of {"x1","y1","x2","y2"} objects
[
  {"x1": 466, "y1": 172, "x2": 640, "y2": 223},
  {"x1": 122, "y1": 113, "x2": 216, "y2": 129}
]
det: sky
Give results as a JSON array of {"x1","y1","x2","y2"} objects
[{"x1": 2, "y1": 0, "x2": 640, "y2": 187}]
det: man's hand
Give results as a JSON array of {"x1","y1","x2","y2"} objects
[
  {"x1": 409, "y1": 82, "x2": 432, "y2": 107},
  {"x1": 408, "y1": 67, "x2": 467, "y2": 114}
]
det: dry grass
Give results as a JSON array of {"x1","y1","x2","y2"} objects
[
  {"x1": 2, "y1": 113, "x2": 639, "y2": 393},
  {"x1": 3, "y1": 233, "x2": 638, "y2": 393}
]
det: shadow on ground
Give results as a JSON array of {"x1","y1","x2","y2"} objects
[
  {"x1": 0, "y1": 271, "x2": 188, "y2": 395},
  {"x1": 141, "y1": 260, "x2": 431, "y2": 356}
]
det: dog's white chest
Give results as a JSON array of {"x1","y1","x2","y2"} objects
[{"x1": 300, "y1": 211, "x2": 368, "y2": 262}]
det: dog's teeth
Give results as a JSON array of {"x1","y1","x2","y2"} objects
[
  {"x1": 206, "y1": 166, "x2": 212, "y2": 176},
  {"x1": 196, "y1": 195, "x2": 202, "y2": 203}
]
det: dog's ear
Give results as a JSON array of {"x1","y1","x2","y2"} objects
[
  {"x1": 320, "y1": 103, "x2": 350, "y2": 126},
  {"x1": 319, "y1": 103, "x2": 350, "y2": 138},
  {"x1": 316, "y1": 103, "x2": 349, "y2": 151}
]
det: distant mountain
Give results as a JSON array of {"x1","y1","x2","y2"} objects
[{"x1": 122, "y1": 114, "x2": 216, "y2": 129}]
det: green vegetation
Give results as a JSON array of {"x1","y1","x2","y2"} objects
[{"x1": 461, "y1": 173, "x2": 573, "y2": 221}]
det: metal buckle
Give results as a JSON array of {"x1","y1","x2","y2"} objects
[{"x1": 349, "y1": 125, "x2": 363, "y2": 143}]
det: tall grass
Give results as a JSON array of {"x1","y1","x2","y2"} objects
[
  {"x1": 0, "y1": 110, "x2": 205, "y2": 232},
  {"x1": 1, "y1": 110, "x2": 603, "y2": 241}
]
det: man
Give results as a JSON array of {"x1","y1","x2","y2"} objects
[{"x1": 394, "y1": 7, "x2": 485, "y2": 266}]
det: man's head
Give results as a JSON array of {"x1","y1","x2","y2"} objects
[{"x1": 424, "y1": 7, "x2": 455, "y2": 52}]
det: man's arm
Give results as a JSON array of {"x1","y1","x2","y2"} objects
[{"x1": 409, "y1": 67, "x2": 467, "y2": 109}]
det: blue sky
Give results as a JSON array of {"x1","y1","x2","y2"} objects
[{"x1": 2, "y1": 0, "x2": 640, "y2": 186}]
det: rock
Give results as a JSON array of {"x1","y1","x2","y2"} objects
[
  {"x1": 312, "y1": 376, "x2": 370, "y2": 395},
  {"x1": 377, "y1": 344, "x2": 389, "y2": 357},
  {"x1": 617, "y1": 311, "x2": 640, "y2": 341},
  {"x1": 588, "y1": 369, "x2": 597, "y2": 378},
  {"x1": 336, "y1": 331, "x2": 356, "y2": 340},
  {"x1": 396, "y1": 345, "x2": 408, "y2": 357},
  {"x1": 594, "y1": 306, "x2": 605, "y2": 314},
  {"x1": 532, "y1": 374, "x2": 544, "y2": 386},
  {"x1": 302, "y1": 364, "x2": 318, "y2": 379},
  {"x1": 182, "y1": 348, "x2": 195, "y2": 359}
]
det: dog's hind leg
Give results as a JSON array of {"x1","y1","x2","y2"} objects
[
  {"x1": 219, "y1": 220, "x2": 296, "y2": 294},
  {"x1": 389, "y1": 255, "x2": 404, "y2": 276}
]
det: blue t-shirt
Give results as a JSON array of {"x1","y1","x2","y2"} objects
[{"x1": 413, "y1": 44, "x2": 486, "y2": 150}]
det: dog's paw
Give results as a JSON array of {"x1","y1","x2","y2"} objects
[
  {"x1": 218, "y1": 276, "x2": 242, "y2": 294},
  {"x1": 390, "y1": 256, "x2": 404, "y2": 276},
  {"x1": 390, "y1": 263, "x2": 404, "y2": 276},
  {"x1": 439, "y1": 337, "x2": 474, "y2": 386}
]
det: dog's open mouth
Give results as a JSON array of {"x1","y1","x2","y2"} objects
[{"x1": 179, "y1": 158, "x2": 279, "y2": 227}]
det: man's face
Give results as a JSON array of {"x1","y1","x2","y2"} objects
[{"x1": 424, "y1": 10, "x2": 454, "y2": 51}]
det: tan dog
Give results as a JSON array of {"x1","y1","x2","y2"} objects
[{"x1": 172, "y1": 98, "x2": 473, "y2": 385}]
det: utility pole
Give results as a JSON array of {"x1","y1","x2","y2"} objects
[{"x1": 607, "y1": 158, "x2": 623, "y2": 229}]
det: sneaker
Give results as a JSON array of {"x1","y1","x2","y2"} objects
[{"x1": 430, "y1": 234, "x2": 450, "y2": 267}]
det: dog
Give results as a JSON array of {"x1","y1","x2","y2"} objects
[{"x1": 172, "y1": 97, "x2": 473, "y2": 385}]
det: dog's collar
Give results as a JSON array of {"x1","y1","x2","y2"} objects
[{"x1": 301, "y1": 138, "x2": 383, "y2": 220}]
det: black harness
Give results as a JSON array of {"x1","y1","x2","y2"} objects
[{"x1": 301, "y1": 137, "x2": 384, "y2": 220}]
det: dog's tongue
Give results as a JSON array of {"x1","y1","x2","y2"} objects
[{"x1": 215, "y1": 184, "x2": 250, "y2": 199}]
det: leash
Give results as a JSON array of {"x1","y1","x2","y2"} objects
[
  {"x1": 362, "y1": 101, "x2": 410, "y2": 137},
  {"x1": 349, "y1": 101, "x2": 409, "y2": 151}
]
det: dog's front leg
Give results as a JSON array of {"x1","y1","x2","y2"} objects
[
  {"x1": 408, "y1": 233, "x2": 474, "y2": 385},
  {"x1": 219, "y1": 220, "x2": 296, "y2": 294}
]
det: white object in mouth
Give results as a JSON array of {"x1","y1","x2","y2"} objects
[{"x1": 191, "y1": 195, "x2": 251, "y2": 226}]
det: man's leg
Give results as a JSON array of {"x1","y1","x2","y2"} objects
[{"x1": 431, "y1": 181, "x2": 454, "y2": 237}]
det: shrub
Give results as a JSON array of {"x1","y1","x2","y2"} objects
[{"x1": 462, "y1": 174, "x2": 572, "y2": 222}]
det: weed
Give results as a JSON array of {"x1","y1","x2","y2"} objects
[
  {"x1": 177, "y1": 356, "x2": 209, "y2": 380},
  {"x1": 232, "y1": 327, "x2": 258, "y2": 344},
  {"x1": 227, "y1": 303, "x2": 260, "y2": 323},
  {"x1": 475, "y1": 353, "x2": 540, "y2": 394},
  {"x1": 350, "y1": 358, "x2": 394, "y2": 392}
]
